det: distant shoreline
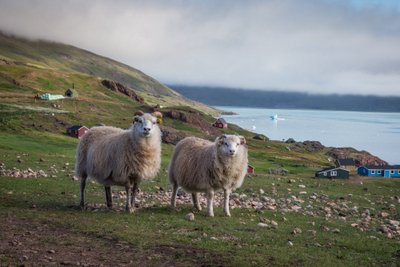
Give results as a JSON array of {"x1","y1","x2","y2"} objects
[{"x1": 171, "y1": 85, "x2": 400, "y2": 113}]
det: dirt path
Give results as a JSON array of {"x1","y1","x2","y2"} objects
[{"x1": 0, "y1": 215, "x2": 225, "y2": 267}]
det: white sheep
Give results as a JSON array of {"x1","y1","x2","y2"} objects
[
  {"x1": 169, "y1": 134, "x2": 248, "y2": 217},
  {"x1": 75, "y1": 112, "x2": 162, "y2": 212}
]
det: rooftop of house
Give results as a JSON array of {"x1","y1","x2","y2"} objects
[
  {"x1": 215, "y1": 118, "x2": 227, "y2": 124},
  {"x1": 337, "y1": 158, "x2": 355, "y2": 165}
]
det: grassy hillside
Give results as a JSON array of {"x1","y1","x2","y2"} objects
[
  {"x1": 0, "y1": 32, "x2": 216, "y2": 115},
  {"x1": 0, "y1": 33, "x2": 399, "y2": 266}
]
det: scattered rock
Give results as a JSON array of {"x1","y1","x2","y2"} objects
[
  {"x1": 258, "y1": 223, "x2": 269, "y2": 228},
  {"x1": 292, "y1": 228, "x2": 302, "y2": 235},
  {"x1": 185, "y1": 213, "x2": 195, "y2": 221}
]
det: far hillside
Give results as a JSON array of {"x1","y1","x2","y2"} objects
[{"x1": 170, "y1": 85, "x2": 400, "y2": 112}]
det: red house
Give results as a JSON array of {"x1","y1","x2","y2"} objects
[
  {"x1": 247, "y1": 165, "x2": 255, "y2": 174},
  {"x1": 67, "y1": 125, "x2": 89, "y2": 138},
  {"x1": 212, "y1": 118, "x2": 228, "y2": 128}
]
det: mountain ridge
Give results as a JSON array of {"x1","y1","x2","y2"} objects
[{"x1": 170, "y1": 85, "x2": 400, "y2": 112}]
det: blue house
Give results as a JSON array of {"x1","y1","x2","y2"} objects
[{"x1": 357, "y1": 165, "x2": 400, "y2": 178}]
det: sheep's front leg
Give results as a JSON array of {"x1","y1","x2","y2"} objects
[
  {"x1": 105, "y1": 186, "x2": 113, "y2": 209},
  {"x1": 223, "y1": 188, "x2": 232, "y2": 217},
  {"x1": 192, "y1": 193, "x2": 202, "y2": 211},
  {"x1": 131, "y1": 181, "x2": 139, "y2": 208},
  {"x1": 171, "y1": 182, "x2": 178, "y2": 209},
  {"x1": 125, "y1": 185, "x2": 134, "y2": 213},
  {"x1": 79, "y1": 175, "x2": 87, "y2": 210},
  {"x1": 206, "y1": 190, "x2": 215, "y2": 217}
]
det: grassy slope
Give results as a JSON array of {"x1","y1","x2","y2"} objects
[
  {"x1": 0, "y1": 132, "x2": 399, "y2": 266},
  {"x1": 0, "y1": 32, "x2": 217, "y2": 115},
  {"x1": 0, "y1": 33, "x2": 399, "y2": 266}
]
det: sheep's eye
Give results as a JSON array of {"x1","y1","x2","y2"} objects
[
  {"x1": 236, "y1": 143, "x2": 240, "y2": 146},
  {"x1": 224, "y1": 142, "x2": 228, "y2": 146}
]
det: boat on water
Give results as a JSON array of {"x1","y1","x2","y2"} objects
[
  {"x1": 270, "y1": 114, "x2": 285, "y2": 121},
  {"x1": 270, "y1": 114, "x2": 278, "y2": 120}
]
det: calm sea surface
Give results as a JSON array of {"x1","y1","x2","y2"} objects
[{"x1": 215, "y1": 106, "x2": 400, "y2": 165}]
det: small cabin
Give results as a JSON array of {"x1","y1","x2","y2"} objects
[
  {"x1": 315, "y1": 167, "x2": 349, "y2": 179},
  {"x1": 212, "y1": 118, "x2": 228, "y2": 129},
  {"x1": 358, "y1": 165, "x2": 400, "y2": 178},
  {"x1": 247, "y1": 165, "x2": 255, "y2": 174},
  {"x1": 67, "y1": 125, "x2": 89, "y2": 138},
  {"x1": 335, "y1": 158, "x2": 356, "y2": 171},
  {"x1": 65, "y1": 89, "x2": 78, "y2": 98}
]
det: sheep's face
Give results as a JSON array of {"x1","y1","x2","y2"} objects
[
  {"x1": 217, "y1": 134, "x2": 246, "y2": 157},
  {"x1": 133, "y1": 113, "x2": 158, "y2": 138}
]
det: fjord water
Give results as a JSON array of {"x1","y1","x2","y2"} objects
[{"x1": 216, "y1": 107, "x2": 400, "y2": 165}]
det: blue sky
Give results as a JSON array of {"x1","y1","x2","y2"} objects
[{"x1": 0, "y1": 0, "x2": 399, "y2": 96}]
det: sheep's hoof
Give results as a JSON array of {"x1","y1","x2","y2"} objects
[
  {"x1": 196, "y1": 206, "x2": 202, "y2": 211},
  {"x1": 126, "y1": 207, "x2": 136, "y2": 213},
  {"x1": 207, "y1": 213, "x2": 215, "y2": 217},
  {"x1": 225, "y1": 213, "x2": 231, "y2": 217}
]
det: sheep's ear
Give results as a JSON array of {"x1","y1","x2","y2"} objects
[
  {"x1": 239, "y1": 136, "x2": 246, "y2": 145},
  {"x1": 134, "y1": 110, "x2": 144, "y2": 116},
  {"x1": 216, "y1": 134, "x2": 226, "y2": 145},
  {"x1": 152, "y1": 111, "x2": 163, "y2": 118}
]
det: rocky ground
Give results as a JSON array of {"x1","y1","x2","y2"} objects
[{"x1": 85, "y1": 182, "x2": 400, "y2": 240}]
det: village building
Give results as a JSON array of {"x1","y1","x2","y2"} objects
[
  {"x1": 335, "y1": 158, "x2": 357, "y2": 171},
  {"x1": 357, "y1": 165, "x2": 400, "y2": 178},
  {"x1": 40, "y1": 93, "x2": 65, "y2": 101},
  {"x1": 212, "y1": 118, "x2": 228, "y2": 128},
  {"x1": 247, "y1": 165, "x2": 255, "y2": 174},
  {"x1": 65, "y1": 88, "x2": 78, "y2": 97},
  {"x1": 315, "y1": 167, "x2": 349, "y2": 179},
  {"x1": 67, "y1": 125, "x2": 89, "y2": 138}
]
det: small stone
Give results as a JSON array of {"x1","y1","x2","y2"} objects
[
  {"x1": 185, "y1": 213, "x2": 195, "y2": 221},
  {"x1": 288, "y1": 241, "x2": 294, "y2": 246},
  {"x1": 351, "y1": 223, "x2": 358, "y2": 227},
  {"x1": 210, "y1": 236, "x2": 218, "y2": 241},
  {"x1": 299, "y1": 191, "x2": 307, "y2": 195},
  {"x1": 380, "y1": 212, "x2": 390, "y2": 218},
  {"x1": 259, "y1": 189, "x2": 265, "y2": 194},
  {"x1": 292, "y1": 228, "x2": 302, "y2": 235},
  {"x1": 308, "y1": 230, "x2": 317, "y2": 236},
  {"x1": 270, "y1": 220, "x2": 278, "y2": 228},
  {"x1": 387, "y1": 220, "x2": 399, "y2": 227},
  {"x1": 298, "y1": 184, "x2": 306, "y2": 188},
  {"x1": 48, "y1": 249, "x2": 55, "y2": 254},
  {"x1": 258, "y1": 223, "x2": 269, "y2": 228},
  {"x1": 332, "y1": 228, "x2": 340, "y2": 234}
]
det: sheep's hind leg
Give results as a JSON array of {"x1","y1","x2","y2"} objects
[
  {"x1": 79, "y1": 175, "x2": 87, "y2": 210},
  {"x1": 105, "y1": 186, "x2": 113, "y2": 209},
  {"x1": 223, "y1": 189, "x2": 231, "y2": 217},
  {"x1": 192, "y1": 193, "x2": 202, "y2": 211},
  {"x1": 206, "y1": 190, "x2": 215, "y2": 217},
  {"x1": 171, "y1": 182, "x2": 178, "y2": 209}
]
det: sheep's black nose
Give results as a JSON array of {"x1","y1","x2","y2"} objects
[
  {"x1": 230, "y1": 149, "x2": 236, "y2": 154},
  {"x1": 144, "y1": 127, "x2": 150, "y2": 132}
]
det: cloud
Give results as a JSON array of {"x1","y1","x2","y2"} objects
[{"x1": 0, "y1": 0, "x2": 400, "y2": 96}]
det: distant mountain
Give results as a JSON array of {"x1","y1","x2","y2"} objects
[{"x1": 171, "y1": 85, "x2": 400, "y2": 112}]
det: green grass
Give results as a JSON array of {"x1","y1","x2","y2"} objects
[{"x1": 0, "y1": 131, "x2": 399, "y2": 266}]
